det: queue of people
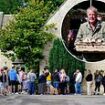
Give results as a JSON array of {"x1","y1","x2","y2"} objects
[
  {"x1": 0, "y1": 66, "x2": 70, "y2": 96},
  {"x1": 38, "y1": 68, "x2": 70, "y2": 95},
  {"x1": 0, "y1": 65, "x2": 36, "y2": 95},
  {"x1": 1, "y1": 65, "x2": 105, "y2": 96},
  {"x1": 85, "y1": 70, "x2": 105, "y2": 95}
]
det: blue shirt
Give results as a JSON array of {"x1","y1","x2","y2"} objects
[{"x1": 8, "y1": 69, "x2": 17, "y2": 81}]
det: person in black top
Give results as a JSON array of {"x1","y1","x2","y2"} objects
[
  {"x1": 38, "y1": 71, "x2": 46, "y2": 95},
  {"x1": 102, "y1": 72, "x2": 105, "y2": 95},
  {"x1": 0, "y1": 69, "x2": 8, "y2": 95},
  {"x1": 85, "y1": 70, "x2": 93, "y2": 95},
  {"x1": 52, "y1": 69, "x2": 60, "y2": 94}
]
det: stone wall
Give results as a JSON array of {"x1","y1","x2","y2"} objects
[
  {"x1": 39, "y1": 42, "x2": 53, "y2": 74},
  {"x1": 0, "y1": 12, "x2": 12, "y2": 68},
  {"x1": 0, "y1": 50, "x2": 12, "y2": 68}
]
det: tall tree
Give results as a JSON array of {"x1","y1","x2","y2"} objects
[
  {"x1": 43, "y1": 0, "x2": 64, "y2": 12},
  {"x1": 0, "y1": 0, "x2": 22, "y2": 14},
  {"x1": 0, "y1": 0, "x2": 53, "y2": 68},
  {"x1": 0, "y1": 0, "x2": 65, "y2": 14},
  {"x1": 49, "y1": 38, "x2": 85, "y2": 76}
]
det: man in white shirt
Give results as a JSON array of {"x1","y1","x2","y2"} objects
[{"x1": 74, "y1": 69, "x2": 82, "y2": 95}]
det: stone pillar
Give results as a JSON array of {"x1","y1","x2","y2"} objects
[
  {"x1": 0, "y1": 50, "x2": 12, "y2": 68},
  {"x1": 39, "y1": 42, "x2": 53, "y2": 74}
]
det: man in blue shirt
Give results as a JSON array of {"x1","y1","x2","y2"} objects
[{"x1": 8, "y1": 65, "x2": 17, "y2": 94}]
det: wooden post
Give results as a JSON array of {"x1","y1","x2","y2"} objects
[{"x1": 90, "y1": 0, "x2": 93, "y2": 7}]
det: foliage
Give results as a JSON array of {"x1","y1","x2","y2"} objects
[
  {"x1": 0, "y1": 0, "x2": 65, "y2": 14},
  {"x1": 0, "y1": 0, "x2": 54, "y2": 68},
  {"x1": 49, "y1": 38, "x2": 85, "y2": 76},
  {"x1": 43, "y1": 0, "x2": 64, "y2": 7},
  {"x1": 0, "y1": 0, "x2": 22, "y2": 14},
  {"x1": 43, "y1": 0, "x2": 64, "y2": 13}
]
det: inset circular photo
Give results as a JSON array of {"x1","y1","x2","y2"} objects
[{"x1": 62, "y1": 0, "x2": 105, "y2": 62}]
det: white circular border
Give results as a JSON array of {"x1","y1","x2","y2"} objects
[{"x1": 61, "y1": 0, "x2": 105, "y2": 63}]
